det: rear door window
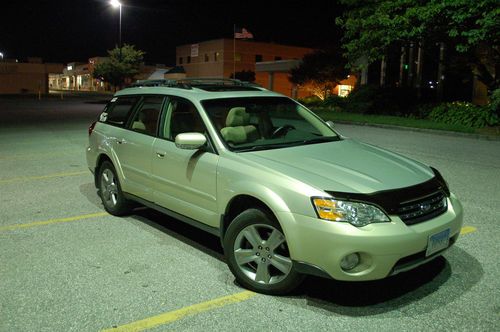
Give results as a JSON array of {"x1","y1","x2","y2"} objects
[
  {"x1": 100, "y1": 96, "x2": 139, "y2": 127},
  {"x1": 128, "y1": 96, "x2": 165, "y2": 136}
]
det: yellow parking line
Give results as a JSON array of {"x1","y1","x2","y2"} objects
[
  {"x1": 0, "y1": 212, "x2": 109, "y2": 232},
  {"x1": 460, "y1": 226, "x2": 477, "y2": 235},
  {"x1": 102, "y1": 290, "x2": 256, "y2": 332},
  {"x1": 0, "y1": 171, "x2": 87, "y2": 184}
]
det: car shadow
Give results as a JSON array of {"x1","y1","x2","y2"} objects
[
  {"x1": 76, "y1": 188, "x2": 483, "y2": 313},
  {"x1": 279, "y1": 245, "x2": 482, "y2": 316}
]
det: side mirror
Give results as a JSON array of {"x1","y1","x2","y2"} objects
[
  {"x1": 326, "y1": 120, "x2": 335, "y2": 129},
  {"x1": 175, "y1": 132, "x2": 207, "y2": 150}
]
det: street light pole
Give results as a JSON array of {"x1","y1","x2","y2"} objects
[{"x1": 110, "y1": 0, "x2": 122, "y2": 50}]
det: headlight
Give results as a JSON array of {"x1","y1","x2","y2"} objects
[{"x1": 312, "y1": 197, "x2": 390, "y2": 227}]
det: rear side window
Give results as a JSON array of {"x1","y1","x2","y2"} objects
[
  {"x1": 100, "y1": 96, "x2": 139, "y2": 127},
  {"x1": 129, "y1": 96, "x2": 165, "y2": 136}
]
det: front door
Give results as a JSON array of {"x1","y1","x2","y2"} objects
[{"x1": 151, "y1": 96, "x2": 219, "y2": 227}]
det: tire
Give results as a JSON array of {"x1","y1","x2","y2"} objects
[
  {"x1": 223, "y1": 208, "x2": 304, "y2": 295},
  {"x1": 98, "y1": 161, "x2": 133, "y2": 216}
]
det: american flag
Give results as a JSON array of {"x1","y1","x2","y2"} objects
[{"x1": 234, "y1": 27, "x2": 254, "y2": 39}]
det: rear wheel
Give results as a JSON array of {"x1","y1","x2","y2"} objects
[
  {"x1": 223, "y1": 208, "x2": 304, "y2": 295},
  {"x1": 98, "y1": 161, "x2": 132, "y2": 216}
]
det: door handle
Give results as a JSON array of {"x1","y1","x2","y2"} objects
[{"x1": 156, "y1": 151, "x2": 166, "y2": 158}]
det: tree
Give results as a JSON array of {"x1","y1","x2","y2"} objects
[
  {"x1": 336, "y1": 0, "x2": 499, "y2": 92},
  {"x1": 289, "y1": 50, "x2": 349, "y2": 100},
  {"x1": 92, "y1": 44, "x2": 145, "y2": 90}
]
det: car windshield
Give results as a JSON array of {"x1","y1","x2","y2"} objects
[{"x1": 202, "y1": 97, "x2": 340, "y2": 151}]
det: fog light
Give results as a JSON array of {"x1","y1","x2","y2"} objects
[{"x1": 340, "y1": 253, "x2": 360, "y2": 271}]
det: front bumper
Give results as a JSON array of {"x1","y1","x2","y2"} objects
[{"x1": 279, "y1": 193, "x2": 463, "y2": 281}]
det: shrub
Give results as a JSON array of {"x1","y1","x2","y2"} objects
[
  {"x1": 489, "y1": 88, "x2": 500, "y2": 115},
  {"x1": 428, "y1": 102, "x2": 499, "y2": 128},
  {"x1": 297, "y1": 96, "x2": 323, "y2": 107},
  {"x1": 323, "y1": 95, "x2": 347, "y2": 109},
  {"x1": 342, "y1": 85, "x2": 418, "y2": 115}
]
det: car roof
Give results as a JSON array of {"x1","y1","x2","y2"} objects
[{"x1": 113, "y1": 78, "x2": 286, "y2": 103}]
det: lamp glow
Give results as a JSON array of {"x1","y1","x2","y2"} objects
[{"x1": 110, "y1": 0, "x2": 121, "y2": 8}]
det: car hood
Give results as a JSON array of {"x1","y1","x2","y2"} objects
[{"x1": 241, "y1": 139, "x2": 435, "y2": 194}]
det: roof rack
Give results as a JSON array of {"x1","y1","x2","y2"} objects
[{"x1": 126, "y1": 78, "x2": 262, "y2": 90}]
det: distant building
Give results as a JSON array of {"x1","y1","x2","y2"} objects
[
  {"x1": 0, "y1": 58, "x2": 63, "y2": 94},
  {"x1": 176, "y1": 39, "x2": 356, "y2": 99},
  {"x1": 177, "y1": 39, "x2": 315, "y2": 98},
  {"x1": 49, "y1": 57, "x2": 173, "y2": 91}
]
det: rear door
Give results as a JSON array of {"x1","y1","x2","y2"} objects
[
  {"x1": 151, "y1": 96, "x2": 219, "y2": 227},
  {"x1": 113, "y1": 95, "x2": 165, "y2": 200}
]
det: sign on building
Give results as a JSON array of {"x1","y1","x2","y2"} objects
[{"x1": 191, "y1": 44, "x2": 199, "y2": 57}]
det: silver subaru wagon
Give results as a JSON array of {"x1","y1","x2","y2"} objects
[{"x1": 86, "y1": 79, "x2": 463, "y2": 294}]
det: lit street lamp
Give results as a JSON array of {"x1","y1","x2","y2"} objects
[
  {"x1": 0, "y1": 52, "x2": 4, "y2": 60},
  {"x1": 110, "y1": 0, "x2": 122, "y2": 49}
]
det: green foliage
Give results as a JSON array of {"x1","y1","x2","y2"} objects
[
  {"x1": 428, "y1": 102, "x2": 499, "y2": 128},
  {"x1": 337, "y1": 0, "x2": 499, "y2": 90},
  {"x1": 489, "y1": 88, "x2": 500, "y2": 115},
  {"x1": 92, "y1": 44, "x2": 145, "y2": 88},
  {"x1": 290, "y1": 49, "x2": 349, "y2": 100},
  {"x1": 298, "y1": 96, "x2": 324, "y2": 107},
  {"x1": 342, "y1": 85, "x2": 418, "y2": 115}
]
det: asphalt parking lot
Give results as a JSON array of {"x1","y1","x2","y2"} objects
[{"x1": 1, "y1": 96, "x2": 499, "y2": 331}]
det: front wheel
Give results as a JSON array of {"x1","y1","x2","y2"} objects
[
  {"x1": 223, "y1": 208, "x2": 304, "y2": 295},
  {"x1": 98, "y1": 161, "x2": 132, "y2": 216}
]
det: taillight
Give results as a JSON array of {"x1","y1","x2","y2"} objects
[{"x1": 88, "y1": 121, "x2": 96, "y2": 136}]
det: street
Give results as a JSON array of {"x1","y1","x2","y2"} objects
[{"x1": 0, "y1": 97, "x2": 499, "y2": 331}]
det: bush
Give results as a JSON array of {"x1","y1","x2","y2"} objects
[
  {"x1": 298, "y1": 96, "x2": 323, "y2": 107},
  {"x1": 428, "y1": 102, "x2": 499, "y2": 128},
  {"x1": 489, "y1": 88, "x2": 500, "y2": 115},
  {"x1": 342, "y1": 85, "x2": 418, "y2": 115},
  {"x1": 323, "y1": 95, "x2": 347, "y2": 109}
]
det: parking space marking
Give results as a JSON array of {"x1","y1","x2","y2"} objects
[
  {"x1": 0, "y1": 170, "x2": 87, "y2": 185},
  {"x1": 102, "y1": 290, "x2": 256, "y2": 332},
  {"x1": 460, "y1": 226, "x2": 477, "y2": 235},
  {"x1": 0, "y1": 212, "x2": 109, "y2": 232}
]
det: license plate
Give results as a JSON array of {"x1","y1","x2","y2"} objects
[{"x1": 426, "y1": 228, "x2": 450, "y2": 257}]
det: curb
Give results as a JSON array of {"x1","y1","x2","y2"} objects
[{"x1": 333, "y1": 120, "x2": 500, "y2": 141}]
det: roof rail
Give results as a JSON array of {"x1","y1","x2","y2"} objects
[{"x1": 126, "y1": 78, "x2": 261, "y2": 90}]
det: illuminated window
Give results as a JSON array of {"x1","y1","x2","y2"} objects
[
  {"x1": 338, "y1": 85, "x2": 353, "y2": 97},
  {"x1": 235, "y1": 53, "x2": 241, "y2": 62},
  {"x1": 214, "y1": 52, "x2": 219, "y2": 61}
]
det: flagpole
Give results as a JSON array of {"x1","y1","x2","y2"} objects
[{"x1": 233, "y1": 24, "x2": 236, "y2": 79}]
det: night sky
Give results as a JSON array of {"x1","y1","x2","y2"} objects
[{"x1": 0, "y1": 0, "x2": 344, "y2": 66}]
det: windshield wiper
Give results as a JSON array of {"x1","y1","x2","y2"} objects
[
  {"x1": 234, "y1": 142, "x2": 292, "y2": 152},
  {"x1": 300, "y1": 136, "x2": 341, "y2": 145}
]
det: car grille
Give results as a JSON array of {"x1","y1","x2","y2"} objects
[{"x1": 397, "y1": 191, "x2": 447, "y2": 225}]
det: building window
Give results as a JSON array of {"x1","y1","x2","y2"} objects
[
  {"x1": 338, "y1": 85, "x2": 353, "y2": 97},
  {"x1": 204, "y1": 54, "x2": 209, "y2": 62},
  {"x1": 274, "y1": 56, "x2": 282, "y2": 61},
  {"x1": 234, "y1": 53, "x2": 241, "y2": 62},
  {"x1": 255, "y1": 54, "x2": 263, "y2": 62},
  {"x1": 214, "y1": 52, "x2": 219, "y2": 62},
  {"x1": 179, "y1": 57, "x2": 183, "y2": 65},
  {"x1": 187, "y1": 56, "x2": 191, "y2": 64}
]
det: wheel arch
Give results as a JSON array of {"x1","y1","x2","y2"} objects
[
  {"x1": 220, "y1": 194, "x2": 283, "y2": 241},
  {"x1": 94, "y1": 154, "x2": 113, "y2": 187}
]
